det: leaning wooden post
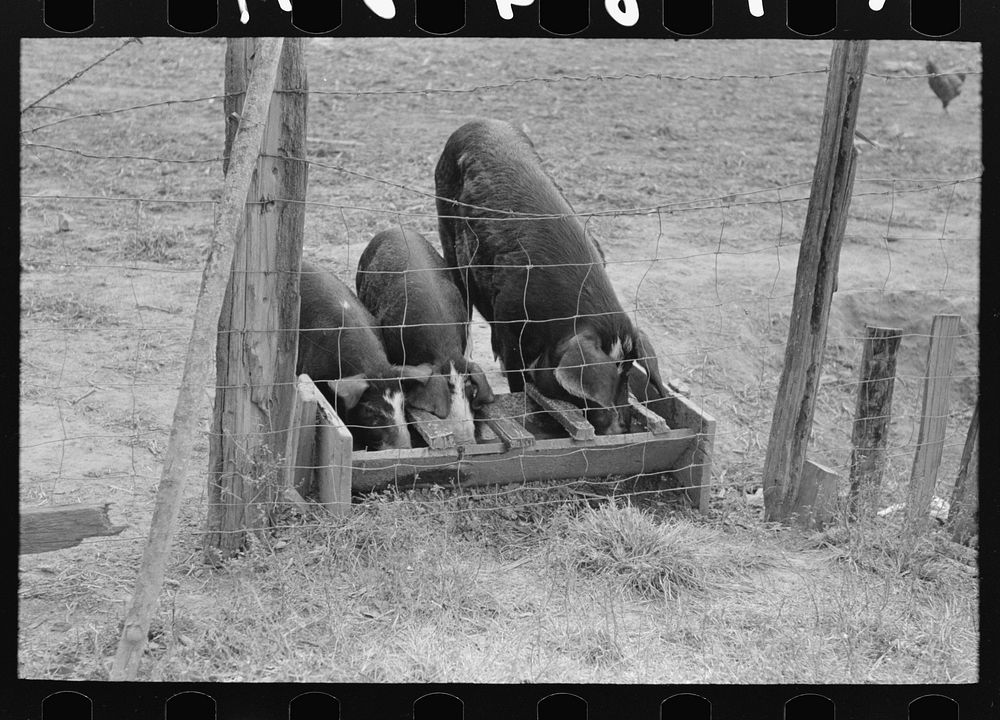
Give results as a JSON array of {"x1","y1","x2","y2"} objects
[
  {"x1": 947, "y1": 398, "x2": 979, "y2": 545},
  {"x1": 848, "y1": 326, "x2": 903, "y2": 517},
  {"x1": 762, "y1": 40, "x2": 869, "y2": 523},
  {"x1": 204, "y1": 38, "x2": 308, "y2": 557},
  {"x1": 110, "y1": 38, "x2": 285, "y2": 681},
  {"x1": 904, "y1": 314, "x2": 962, "y2": 536}
]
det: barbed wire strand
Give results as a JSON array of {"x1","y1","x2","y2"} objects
[
  {"x1": 20, "y1": 37, "x2": 143, "y2": 115},
  {"x1": 20, "y1": 64, "x2": 984, "y2": 135}
]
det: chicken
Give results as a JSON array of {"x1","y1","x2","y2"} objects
[{"x1": 926, "y1": 59, "x2": 966, "y2": 112}]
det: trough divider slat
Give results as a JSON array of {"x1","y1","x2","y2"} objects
[
  {"x1": 408, "y1": 408, "x2": 458, "y2": 451},
  {"x1": 476, "y1": 400, "x2": 536, "y2": 449},
  {"x1": 525, "y1": 383, "x2": 595, "y2": 441},
  {"x1": 628, "y1": 394, "x2": 670, "y2": 434}
]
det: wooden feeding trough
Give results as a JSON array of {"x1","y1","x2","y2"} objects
[{"x1": 287, "y1": 372, "x2": 716, "y2": 514}]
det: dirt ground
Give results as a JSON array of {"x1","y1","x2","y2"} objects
[{"x1": 19, "y1": 37, "x2": 979, "y2": 681}]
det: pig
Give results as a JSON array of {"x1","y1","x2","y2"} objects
[
  {"x1": 355, "y1": 228, "x2": 494, "y2": 444},
  {"x1": 434, "y1": 118, "x2": 644, "y2": 435},
  {"x1": 296, "y1": 260, "x2": 434, "y2": 451}
]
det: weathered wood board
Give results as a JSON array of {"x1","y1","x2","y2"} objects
[{"x1": 293, "y1": 377, "x2": 716, "y2": 512}]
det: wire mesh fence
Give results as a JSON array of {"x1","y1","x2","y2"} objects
[{"x1": 19, "y1": 37, "x2": 980, "y2": 539}]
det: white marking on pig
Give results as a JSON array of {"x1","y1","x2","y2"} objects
[
  {"x1": 385, "y1": 389, "x2": 411, "y2": 449},
  {"x1": 632, "y1": 361, "x2": 649, "y2": 378},
  {"x1": 610, "y1": 338, "x2": 624, "y2": 362},
  {"x1": 444, "y1": 362, "x2": 476, "y2": 444}
]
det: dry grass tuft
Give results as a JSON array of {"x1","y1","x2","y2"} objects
[{"x1": 548, "y1": 502, "x2": 769, "y2": 599}]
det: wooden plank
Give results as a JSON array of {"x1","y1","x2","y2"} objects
[
  {"x1": 206, "y1": 37, "x2": 308, "y2": 555},
  {"x1": 284, "y1": 374, "x2": 319, "y2": 497},
  {"x1": 790, "y1": 460, "x2": 839, "y2": 530},
  {"x1": 525, "y1": 383, "x2": 595, "y2": 441},
  {"x1": 628, "y1": 394, "x2": 670, "y2": 434},
  {"x1": 948, "y1": 399, "x2": 979, "y2": 545},
  {"x1": 761, "y1": 40, "x2": 869, "y2": 524},
  {"x1": 645, "y1": 384, "x2": 716, "y2": 513},
  {"x1": 671, "y1": 411, "x2": 716, "y2": 513},
  {"x1": 314, "y1": 389, "x2": 354, "y2": 517},
  {"x1": 20, "y1": 504, "x2": 126, "y2": 555},
  {"x1": 848, "y1": 326, "x2": 902, "y2": 517},
  {"x1": 358, "y1": 426, "x2": 695, "y2": 462},
  {"x1": 905, "y1": 314, "x2": 962, "y2": 535},
  {"x1": 110, "y1": 37, "x2": 287, "y2": 683},
  {"x1": 476, "y1": 399, "x2": 535, "y2": 449},
  {"x1": 407, "y1": 408, "x2": 458, "y2": 451},
  {"x1": 351, "y1": 430, "x2": 694, "y2": 492}
]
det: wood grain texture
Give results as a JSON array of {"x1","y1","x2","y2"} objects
[
  {"x1": 762, "y1": 40, "x2": 869, "y2": 523},
  {"x1": 849, "y1": 326, "x2": 902, "y2": 516},
  {"x1": 948, "y1": 399, "x2": 979, "y2": 545},
  {"x1": 207, "y1": 38, "x2": 308, "y2": 554},
  {"x1": 905, "y1": 314, "x2": 962, "y2": 534},
  {"x1": 20, "y1": 504, "x2": 126, "y2": 555}
]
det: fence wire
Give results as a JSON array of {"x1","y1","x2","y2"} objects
[{"x1": 19, "y1": 39, "x2": 980, "y2": 556}]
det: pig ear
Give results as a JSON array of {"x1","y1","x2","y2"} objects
[
  {"x1": 553, "y1": 333, "x2": 617, "y2": 407},
  {"x1": 328, "y1": 374, "x2": 369, "y2": 410},
  {"x1": 395, "y1": 363, "x2": 434, "y2": 385}
]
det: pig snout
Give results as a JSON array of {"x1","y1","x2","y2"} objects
[
  {"x1": 349, "y1": 385, "x2": 411, "y2": 451},
  {"x1": 443, "y1": 362, "x2": 477, "y2": 444}
]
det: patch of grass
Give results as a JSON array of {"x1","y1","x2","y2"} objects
[
  {"x1": 548, "y1": 502, "x2": 768, "y2": 599},
  {"x1": 21, "y1": 291, "x2": 117, "y2": 328},
  {"x1": 122, "y1": 226, "x2": 186, "y2": 263}
]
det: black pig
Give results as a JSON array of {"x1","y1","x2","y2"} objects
[
  {"x1": 435, "y1": 118, "x2": 644, "y2": 435},
  {"x1": 296, "y1": 260, "x2": 433, "y2": 451},
  {"x1": 356, "y1": 228, "x2": 494, "y2": 444}
]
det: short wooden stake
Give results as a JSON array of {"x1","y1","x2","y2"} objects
[
  {"x1": 848, "y1": 326, "x2": 902, "y2": 517},
  {"x1": 947, "y1": 399, "x2": 979, "y2": 545},
  {"x1": 904, "y1": 314, "x2": 962, "y2": 535},
  {"x1": 790, "y1": 460, "x2": 839, "y2": 530}
]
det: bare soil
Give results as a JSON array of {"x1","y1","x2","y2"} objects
[{"x1": 19, "y1": 37, "x2": 979, "y2": 682}]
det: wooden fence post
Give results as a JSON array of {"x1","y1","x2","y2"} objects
[
  {"x1": 947, "y1": 399, "x2": 979, "y2": 545},
  {"x1": 789, "y1": 460, "x2": 839, "y2": 530},
  {"x1": 848, "y1": 325, "x2": 903, "y2": 517},
  {"x1": 205, "y1": 38, "x2": 308, "y2": 557},
  {"x1": 762, "y1": 40, "x2": 869, "y2": 523},
  {"x1": 110, "y1": 38, "x2": 286, "y2": 681},
  {"x1": 904, "y1": 314, "x2": 962, "y2": 536}
]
